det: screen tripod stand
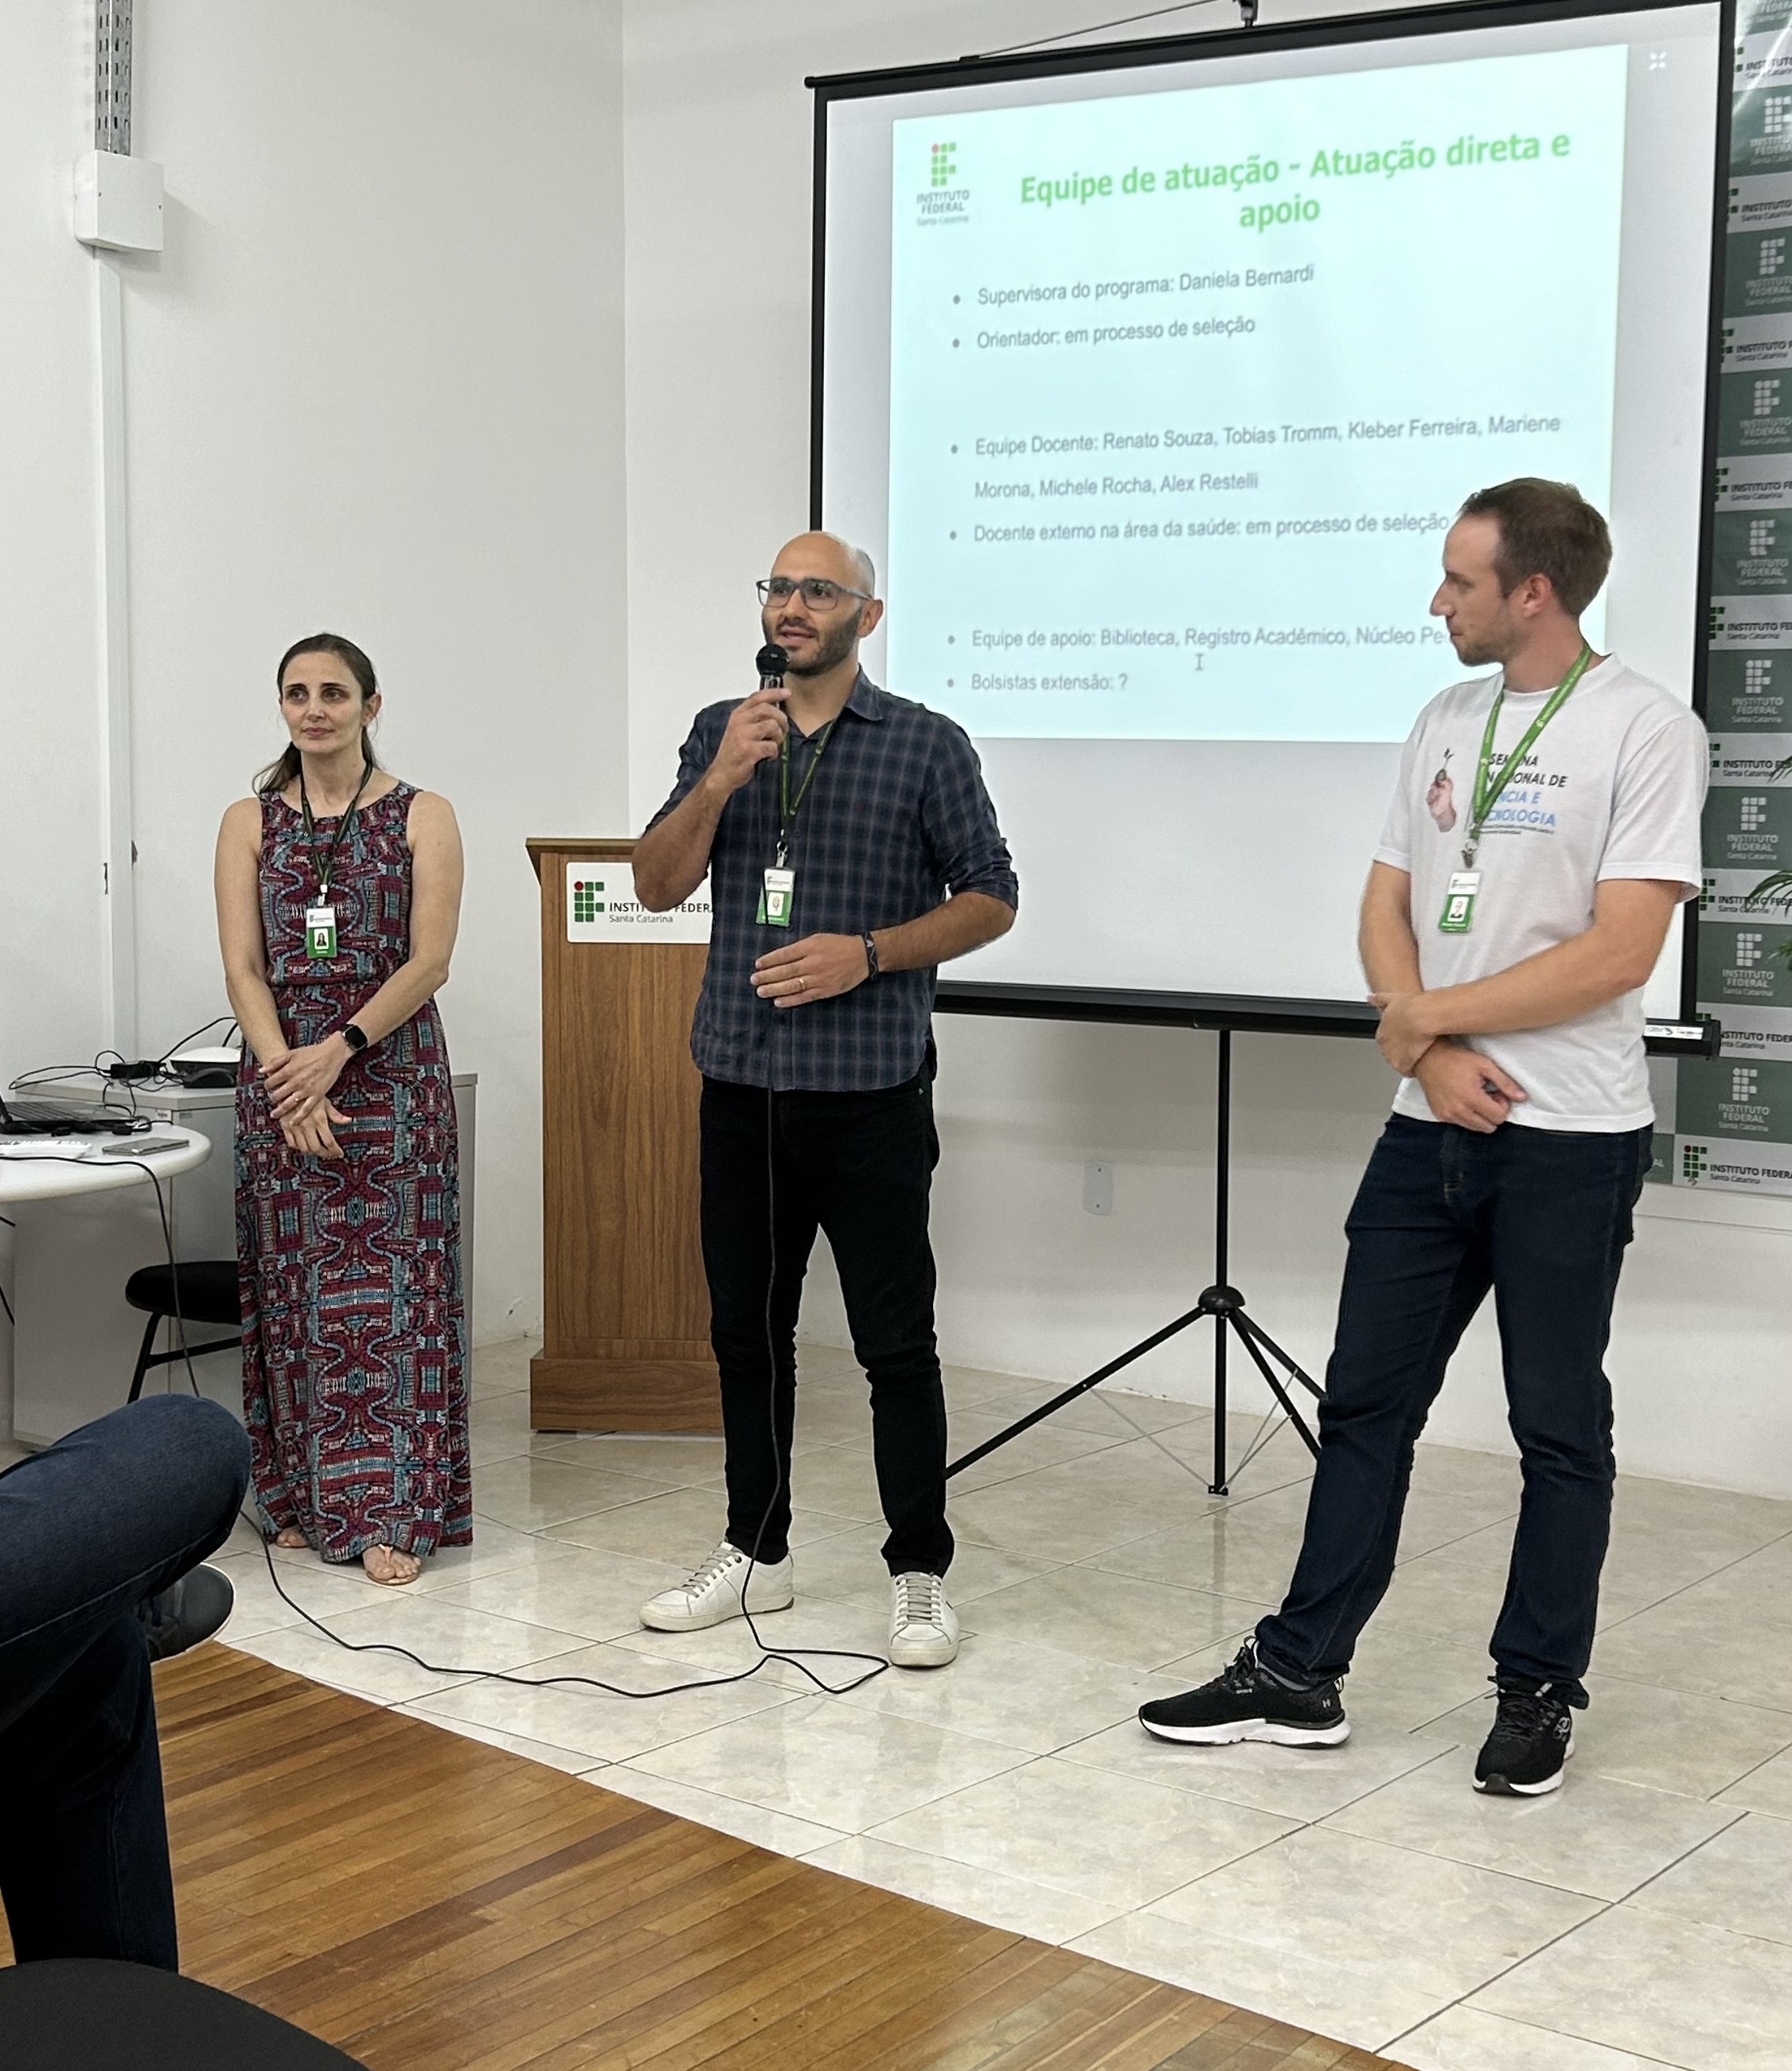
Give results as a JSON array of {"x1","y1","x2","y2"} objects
[{"x1": 944, "y1": 1027, "x2": 1325, "y2": 1497}]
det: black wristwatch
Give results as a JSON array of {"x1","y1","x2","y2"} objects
[
  {"x1": 340, "y1": 1022, "x2": 369, "y2": 1054},
  {"x1": 861, "y1": 932, "x2": 880, "y2": 981}
]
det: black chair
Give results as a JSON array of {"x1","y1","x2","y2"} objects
[
  {"x1": 0, "y1": 1959, "x2": 368, "y2": 2068},
  {"x1": 124, "y1": 1261, "x2": 243, "y2": 1403}
]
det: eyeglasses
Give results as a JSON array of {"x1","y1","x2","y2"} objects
[{"x1": 757, "y1": 576, "x2": 871, "y2": 612}]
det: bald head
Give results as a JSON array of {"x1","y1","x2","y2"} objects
[{"x1": 771, "y1": 530, "x2": 877, "y2": 599}]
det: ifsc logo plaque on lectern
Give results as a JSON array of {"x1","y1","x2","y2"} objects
[{"x1": 565, "y1": 860, "x2": 710, "y2": 943}]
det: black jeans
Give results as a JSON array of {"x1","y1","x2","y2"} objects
[
  {"x1": 0, "y1": 1396, "x2": 250, "y2": 1968},
  {"x1": 700, "y1": 1069, "x2": 952, "y2": 1577},
  {"x1": 1255, "y1": 1115, "x2": 1653, "y2": 1696}
]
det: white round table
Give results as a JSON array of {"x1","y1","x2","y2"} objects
[{"x1": 0, "y1": 1126, "x2": 213, "y2": 1205}]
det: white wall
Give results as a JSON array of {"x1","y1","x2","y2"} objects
[
  {"x1": 621, "y1": 0, "x2": 1792, "y2": 1499},
  {"x1": 2, "y1": 1, "x2": 629, "y2": 1387},
  {"x1": 0, "y1": 2, "x2": 107, "y2": 1076},
  {"x1": 127, "y1": 0, "x2": 629, "y2": 1344},
  {"x1": 0, "y1": 1, "x2": 115, "y2": 1435}
]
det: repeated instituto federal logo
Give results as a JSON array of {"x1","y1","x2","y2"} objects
[
  {"x1": 1756, "y1": 377, "x2": 1782, "y2": 415},
  {"x1": 1707, "y1": 655, "x2": 1789, "y2": 731},
  {"x1": 1737, "y1": 227, "x2": 1792, "y2": 313}
]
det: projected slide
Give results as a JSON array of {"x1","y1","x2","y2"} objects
[
  {"x1": 822, "y1": 4, "x2": 1716, "y2": 1008},
  {"x1": 886, "y1": 48, "x2": 1629, "y2": 743}
]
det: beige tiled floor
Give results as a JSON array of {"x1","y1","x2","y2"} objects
[{"x1": 209, "y1": 1334, "x2": 1792, "y2": 2070}]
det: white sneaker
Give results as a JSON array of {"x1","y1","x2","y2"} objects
[
  {"x1": 639, "y1": 1541, "x2": 794, "y2": 1632},
  {"x1": 888, "y1": 1571, "x2": 959, "y2": 1668}
]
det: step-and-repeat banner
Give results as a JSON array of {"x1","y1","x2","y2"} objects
[{"x1": 1661, "y1": 0, "x2": 1792, "y2": 1194}]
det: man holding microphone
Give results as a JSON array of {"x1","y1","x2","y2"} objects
[
  {"x1": 1140, "y1": 479, "x2": 1706, "y2": 1794},
  {"x1": 631, "y1": 531, "x2": 1017, "y2": 1667}
]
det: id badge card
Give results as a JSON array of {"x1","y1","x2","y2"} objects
[
  {"x1": 1438, "y1": 872, "x2": 1480, "y2": 935},
  {"x1": 305, "y1": 904, "x2": 338, "y2": 959},
  {"x1": 757, "y1": 868, "x2": 795, "y2": 928}
]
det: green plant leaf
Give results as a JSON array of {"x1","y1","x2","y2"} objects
[{"x1": 1745, "y1": 872, "x2": 1792, "y2": 909}]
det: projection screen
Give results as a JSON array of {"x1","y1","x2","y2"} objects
[{"x1": 812, "y1": 0, "x2": 1725, "y2": 1030}]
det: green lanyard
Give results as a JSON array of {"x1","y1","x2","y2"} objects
[
  {"x1": 299, "y1": 756, "x2": 374, "y2": 900},
  {"x1": 1462, "y1": 646, "x2": 1594, "y2": 869},
  {"x1": 776, "y1": 720, "x2": 837, "y2": 867}
]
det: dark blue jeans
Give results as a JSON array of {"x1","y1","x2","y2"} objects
[
  {"x1": 1255, "y1": 1115, "x2": 1653, "y2": 1696},
  {"x1": 0, "y1": 1396, "x2": 249, "y2": 1969},
  {"x1": 700, "y1": 1069, "x2": 951, "y2": 1577}
]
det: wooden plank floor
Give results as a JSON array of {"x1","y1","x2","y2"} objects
[{"x1": 6, "y1": 1648, "x2": 1412, "y2": 2070}]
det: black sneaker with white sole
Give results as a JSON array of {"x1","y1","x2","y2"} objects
[
  {"x1": 1138, "y1": 1640, "x2": 1349, "y2": 1746},
  {"x1": 1474, "y1": 1682, "x2": 1579, "y2": 1796}
]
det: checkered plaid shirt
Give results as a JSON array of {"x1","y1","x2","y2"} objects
[{"x1": 650, "y1": 673, "x2": 1019, "y2": 1091}]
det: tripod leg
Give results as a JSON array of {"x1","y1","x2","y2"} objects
[
  {"x1": 1232, "y1": 1311, "x2": 1325, "y2": 1404},
  {"x1": 945, "y1": 1303, "x2": 1211, "y2": 1479},
  {"x1": 1228, "y1": 1312, "x2": 1322, "y2": 1459}
]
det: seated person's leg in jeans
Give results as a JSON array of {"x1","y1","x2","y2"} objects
[{"x1": 0, "y1": 1395, "x2": 249, "y2": 1969}]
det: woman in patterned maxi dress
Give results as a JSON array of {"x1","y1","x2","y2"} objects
[{"x1": 215, "y1": 634, "x2": 469, "y2": 1586}]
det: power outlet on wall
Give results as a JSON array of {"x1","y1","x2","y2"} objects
[{"x1": 1082, "y1": 1161, "x2": 1115, "y2": 1216}]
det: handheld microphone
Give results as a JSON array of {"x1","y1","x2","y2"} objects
[{"x1": 756, "y1": 642, "x2": 788, "y2": 690}]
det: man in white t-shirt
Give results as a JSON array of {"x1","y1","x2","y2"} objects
[{"x1": 1140, "y1": 479, "x2": 1707, "y2": 1796}]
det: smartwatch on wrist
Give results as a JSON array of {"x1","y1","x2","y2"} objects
[
  {"x1": 861, "y1": 932, "x2": 880, "y2": 982},
  {"x1": 340, "y1": 1022, "x2": 369, "y2": 1054}
]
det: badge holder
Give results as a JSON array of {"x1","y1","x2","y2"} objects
[
  {"x1": 1438, "y1": 870, "x2": 1480, "y2": 935},
  {"x1": 757, "y1": 867, "x2": 794, "y2": 928}
]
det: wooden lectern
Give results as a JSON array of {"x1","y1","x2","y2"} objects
[{"x1": 526, "y1": 837, "x2": 720, "y2": 1432}]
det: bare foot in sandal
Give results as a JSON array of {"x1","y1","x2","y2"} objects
[
  {"x1": 273, "y1": 1527, "x2": 308, "y2": 1549},
  {"x1": 362, "y1": 1543, "x2": 422, "y2": 1586}
]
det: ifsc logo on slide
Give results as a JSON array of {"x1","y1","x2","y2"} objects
[{"x1": 916, "y1": 139, "x2": 970, "y2": 228}]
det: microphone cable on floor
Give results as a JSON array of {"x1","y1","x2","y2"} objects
[
  {"x1": 240, "y1": 1063, "x2": 889, "y2": 1702},
  {"x1": 248, "y1": 1052, "x2": 890, "y2": 1698},
  {"x1": 248, "y1": 1518, "x2": 887, "y2": 1702}
]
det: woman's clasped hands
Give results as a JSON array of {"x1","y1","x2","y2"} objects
[{"x1": 261, "y1": 1037, "x2": 353, "y2": 1159}]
